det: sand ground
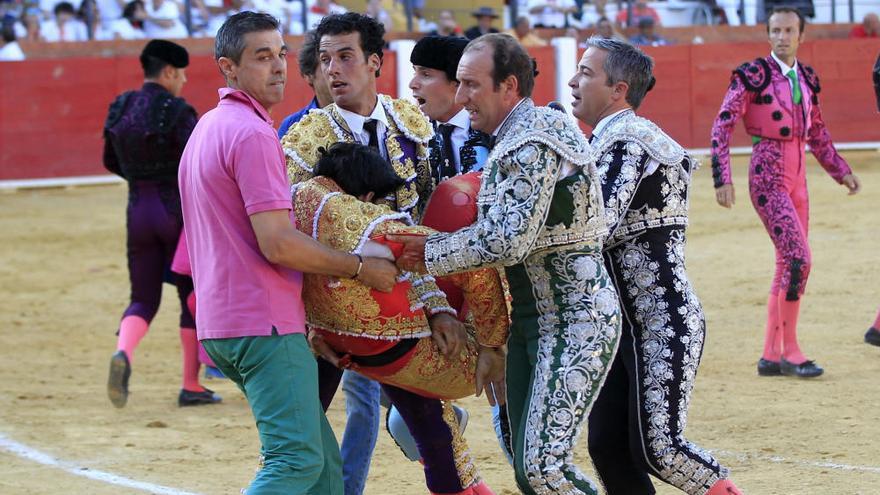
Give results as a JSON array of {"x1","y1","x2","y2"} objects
[{"x1": 0, "y1": 151, "x2": 878, "y2": 494}]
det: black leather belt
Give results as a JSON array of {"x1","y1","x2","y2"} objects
[{"x1": 350, "y1": 338, "x2": 419, "y2": 368}]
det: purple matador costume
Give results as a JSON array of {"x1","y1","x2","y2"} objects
[{"x1": 103, "y1": 81, "x2": 198, "y2": 329}]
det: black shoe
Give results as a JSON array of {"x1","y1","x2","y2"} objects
[
  {"x1": 178, "y1": 388, "x2": 222, "y2": 407},
  {"x1": 107, "y1": 350, "x2": 131, "y2": 408},
  {"x1": 865, "y1": 327, "x2": 880, "y2": 347},
  {"x1": 780, "y1": 358, "x2": 824, "y2": 378},
  {"x1": 757, "y1": 358, "x2": 781, "y2": 376}
]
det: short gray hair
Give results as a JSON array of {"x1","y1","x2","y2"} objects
[
  {"x1": 585, "y1": 36, "x2": 655, "y2": 109},
  {"x1": 215, "y1": 11, "x2": 281, "y2": 64}
]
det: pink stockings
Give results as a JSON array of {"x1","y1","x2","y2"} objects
[
  {"x1": 762, "y1": 293, "x2": 808, "y2": 364},
  {"x1": 116, "y1": 315, "x2": 204, "y2": 392}
]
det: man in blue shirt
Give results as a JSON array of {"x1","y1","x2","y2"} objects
[{"x1": 277, "y1": 30, "x2": 333, "y2": 138}]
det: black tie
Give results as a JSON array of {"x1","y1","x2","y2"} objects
[
  {"x1": 363, "y1": 119, "x2": 380, "y2": 152},
  {"x1": 438, "y1": 123, "x2": 457, "y2": 180},
  {"x1": 588, "y1": 134, "x2": 596, "y2": 144}
]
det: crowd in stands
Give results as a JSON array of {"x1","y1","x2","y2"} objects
[{"x1": 0, "y1": 0, "x2": 877, "y2": 62}]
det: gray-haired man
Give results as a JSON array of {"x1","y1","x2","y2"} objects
[
  {"x1": 179, "y1": 11, "x2": 397, "y2": 494},
  {"x1": 568, "y1": 37, "x2": 743, "y2": 495}
]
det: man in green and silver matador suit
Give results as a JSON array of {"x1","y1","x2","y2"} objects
[{"x1": 391, "y1": 33, "x2": 622, "y2": 495}]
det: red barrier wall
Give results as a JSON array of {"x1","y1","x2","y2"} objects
[
  {"x1": 1, "y1": 39, "x2": 878, "y2": 180},
  {"x1": 0, "y1": 50, "x2": 398, "y2": 180}
]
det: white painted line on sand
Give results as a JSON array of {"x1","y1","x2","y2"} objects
[
  {"x1": 714, "y1": 449, "x2": 880, "y2": 474},
  {"x1": 0, "y1": 432, "x2": 203, "y2": 495}
]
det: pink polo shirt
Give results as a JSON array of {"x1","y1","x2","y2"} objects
[{"x1": 178, "y1": 88, "x2": 305, "y2": 340}]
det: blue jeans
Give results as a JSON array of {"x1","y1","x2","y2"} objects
[{"x1": 340, "y1": 370, "x2": 381, "y2": 495}]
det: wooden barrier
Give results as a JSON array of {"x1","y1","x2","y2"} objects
[{"x1": 1, "y1": 38, "x2": 878, "y2": 180}]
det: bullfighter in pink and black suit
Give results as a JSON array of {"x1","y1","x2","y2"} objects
[{"x1": 711, "y1": 7, "x2": 861, "y2": 378}]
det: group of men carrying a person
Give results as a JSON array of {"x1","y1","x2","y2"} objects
[{"x1": 105, "y1": 4, "x2": 863, "y2": 494}]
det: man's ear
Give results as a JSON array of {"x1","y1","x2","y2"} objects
[
  {"x1": 611, "y1": 80, "x2": 630, "y2": 103},
  {"x1": 217, "y1": 57, "x2": 235, "y2": 81},
  {"x1": 161, "y1": 64, "x2": 176, "y2": 80},
  {"x1": 364, "y1": 191, "x2": 376, "y2": 203},
  {"x1": 368, "y1": 53, "x2": 382, "y2": 74},
  {"x1": 503, "y1": 75, "x2": 519, "y2": 99}
]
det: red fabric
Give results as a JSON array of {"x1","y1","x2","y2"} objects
[
  {"x1": 432, "y1": 480, "x2": 496, "y2": 495},
  {"x1": 615, "y1": 7, "x2": 661, "y2": 27},
  {"x1": 706, "y1": 479, "x2": 743, "y2": 495},
  {"x1": 849, "y1": 25, "x2": 878, "y2": 38},
  {"x1": 421, "y1": 172, "x2": 481, "y2": 231}
]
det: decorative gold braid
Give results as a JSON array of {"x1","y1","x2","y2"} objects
[
  {"x1": 282, "y1": 109, "x2": 351, "y2": 185},
  {"x1": 441, "y1": 400, "x2": 480, "y2": 489},
  {"x1": 446, "y1": 268, "x2": 510, "y2": 347}
]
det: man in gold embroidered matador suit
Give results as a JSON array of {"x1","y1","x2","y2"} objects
[
  {"x1": 393, "y1": 34, "x2": 621, "y2": 495},
  {"x1": 282, "y1": 13, "x2": 492, "y2": 495},
  {"x1": 296, "y1": 143, "x2": 504, "y2": 495},
  {"x1": 570, "y1": 37, "x2": 743, "y2": 495}
]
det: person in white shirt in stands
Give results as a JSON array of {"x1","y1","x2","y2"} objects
[
  {"x1": 143, "y1": 0, "x2": 187, "y2": 38},
  {"x1": 306, "y1": 0, "x2": 346, "y2": 30},
  {"x1": 39, "y1": 0, "x2": 79, "y2": 19},
  {"x1": 190, "y1": 0, "x2": 238, "y2": 37},
  {"x1": 15, "y1": 7, "x2": 46, "y2": 42},
  {"x1": 527, "y1": 0, "x2": 577, "y2": 28},
  {"x1": 0, "y1": 24, "x2": 26, "y2": 61},
  {"x1": 95, "y1": 0, "x2": 128, "y2": 31},
  {"x1": 244, "y1": 0, "x2": 304, "y2": 34},
  {"x1": 101, "y1": 0, "x2": 146, "y2": 39},
  {"x1": 364, "y1": 0, "x2": 391, "y2": 32},
  {"x1": 41, "y1": 2, "x2": 89, "y2": 42}
]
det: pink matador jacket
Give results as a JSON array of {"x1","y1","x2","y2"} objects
[
  {"x1": 709, "y1": 55, "x2": 851, "y2": 188},
  {"x1": 291, "y1": 174, "x2": 509, "y2": 400}
]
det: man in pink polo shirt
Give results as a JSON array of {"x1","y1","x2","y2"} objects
[{"x1": 178, "y1": 12, "x2": 397, "y2": 494}]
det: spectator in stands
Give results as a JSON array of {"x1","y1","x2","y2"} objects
[
  {"x1": 629, "y1": 16, "x2": 669, "y2": 46},
  {"x1": 429, "y1": 9, "x2": 461, "y2": 37},
  {"x1": 412, "y1": 6, "x2": 436, "y2": 33},
  {"x1": 595, "y1": 15, "x2": 625, "y2": 41},
  {"x1": 245, "y1": 0, "x2": 303, "y2": 34},
  {"x1": 102, "y1": 0, "x2": 145, "y2": 39},
  {"x1": 190, "y1": 0, "x2": 238, "y2": 37},
  {"x1": 42, "y1": 2, "x2": 89, "y2": 41},
  {"x1": 15, "y1": 6, "x2": 45, "y2": 42},
  {"x1": 78, "y1": 0, "x2": 101, "y2": 40},
  {"x1": 615, "y1": 0, "x2": 660, "y2": 28},
  {"x1": 144, "y1": 0, "x2": 187, "y2": 38},
  {"x1": 364, "y1": 0, "x2": 390, "y2": 31},
  {"x1": 95, "y1": 0, "x2": 127, "y2": 31},
  {"x1": 850, "y1": 12, "x2": 879, "y2": 38},
  {"x1": 505, "y1": 15, "x2": 547, "y2": 46},
  {"x1": 464, "y1": 6, "x2": 498, "y2": 40},
  {"x1": 0, "y1": 22, "x2": 25, "y2": 61},
  {"x1": 1, "y1": 0, "x2": 23, "y2": 28},
  {"x1": 527, "y1": 0, "x2": 577, "y2": 28},
  {"x1": 307, "y1": 0, "x2": 347, "y2": 29}
]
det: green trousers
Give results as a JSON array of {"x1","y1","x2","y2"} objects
[
  {"x1": 504, "y1": 248, "x2": 621, "y2": 495},
  {"x1": 203, "y1": 332, "x2": 343, "y2": 495}
]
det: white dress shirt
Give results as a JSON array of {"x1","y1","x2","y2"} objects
[
  {"x1": 770, "y1": 50, "x2": 799, "y2": 93},
  {"x1": 336, "y1": 96, "x2": 390, "y2": 159},
  {"x1": 437, "y1": 108, "x2": 471, "y2": 172}
]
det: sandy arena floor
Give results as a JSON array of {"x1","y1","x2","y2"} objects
[{"x1": 0, "y1": 151, "x2": 878, "y2": 494}]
